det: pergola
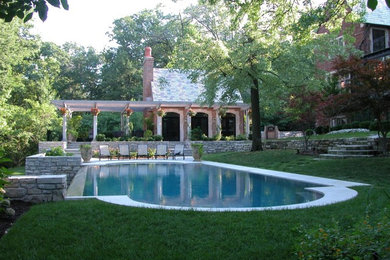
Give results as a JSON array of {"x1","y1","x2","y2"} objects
[{"x1": 52, "y1": 100, "x2": 251, "y2": 141}]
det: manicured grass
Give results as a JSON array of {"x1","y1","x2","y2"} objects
[
  {"x1": 0, "y1": 150, "x2": 389, "y2": 259},
  {"x1": 8, "y1": 166, "x2": 25, "y2": 175}
]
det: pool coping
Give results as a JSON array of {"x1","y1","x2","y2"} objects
[{"x1": 66, "y1": 159, "x2": 369, "y2": 212}]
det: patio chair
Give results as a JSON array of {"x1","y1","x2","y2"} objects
[
  {"x1": 137, "y1": 144, "x2": 148, "y2": 159},
  {"x1": 155, "y1": 144, "x2": 168, "y2": 159},
  {"x1": 172, "y1": 144, "x2": 185, "y2": 160},
  {"x1": 118, "y1": 144, "x2": 130, "y2": 160},
  {"x1": 99, "y1": 145, "x2": 111, "y2": 161}
]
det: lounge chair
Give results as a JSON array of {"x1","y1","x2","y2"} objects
[
  {"x1": 99, "y1": 145, "x2": 111, "y2": 161},
  {"x1": 172, "y1": 144, "x2": 185, "y2": 160},
  {"x1": 137, "y1": 144, "x2": 148, "y2": 159},
  {"x1": 155, "y1": 144, "x2": 168, "y2": 159},
  {"x1": 118, "y1": 144, "x2": 130, "y2": 160}
]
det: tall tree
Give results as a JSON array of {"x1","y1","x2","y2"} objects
[
  {"x1": 334, "y1": 56, "x2": 390, "y2": 154},
  {"x1": 0, "y1": 0, "x2": 69, "y2": 22},
  {"x1": 171, "y1": 2, "x2": 343, "y2": 151},
  {"x1": 54, "y1": 43, "x2": 102, "y2": 100},
  {"x1": 0, "y1": 19, "x2": 59, "y2": 165},
  {"x1": 101, "y1": 8, "x2": 184, "y2": 100}
]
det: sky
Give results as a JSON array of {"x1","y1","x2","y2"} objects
[{"x1": 32, "y1": 0, "x2": 196, "y2": 52}]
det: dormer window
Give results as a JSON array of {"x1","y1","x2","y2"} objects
[{"x1": 371, "y1": 28, "x2": 388, "y2": 53}]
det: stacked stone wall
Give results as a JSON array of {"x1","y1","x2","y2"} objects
[
  {"x1": 5, "y1": 175, "x2": 66, "y2": 203},
  {"x1": 25, "y1": 154, "x2": 81, "y2": 185},
  {"x1": 38, "y1": 141, "x2": 67, "y2": 153}
]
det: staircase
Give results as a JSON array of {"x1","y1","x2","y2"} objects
[
  {"x1": 65, "y1": 142, "x2": 90, "y2": 157},
  {"x1": 319, "y1": 141, "x2": 377, "y2": 159}
]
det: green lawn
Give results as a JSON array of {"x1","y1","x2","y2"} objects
[
  {"x1": 0, "y1": 150, "x2": 389, "y2": 259},
  {"x1": 8, "y1": 166, "x2": 25, "y2": 175}
]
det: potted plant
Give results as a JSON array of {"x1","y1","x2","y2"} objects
[
  {"x1": 80, "y1": 144, "x2": 92, "y2": 162},
  {"x1": 191, "y1": 143, "x2": 204, "y2": 161},
  {"x1": 156, "y1": 108, "x2": 165, "y2": 117},
  {"x1": 188, "y1": 108, "x2": 196, "y2": 117}
]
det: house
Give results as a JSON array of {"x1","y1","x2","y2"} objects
[
  {"x1": 52, "y1": 47, "x2": 250, "y2": 141},
  {"x1": 317, "y1": 5, "x2": 390, "y2": 127},
  {"x1": 142, "y1": 47, "x2": 250, "y2": 141}
]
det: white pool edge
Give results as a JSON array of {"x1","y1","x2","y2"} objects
[{"x1": 66, "y1": 159, "x2": 369, "y2": 212}]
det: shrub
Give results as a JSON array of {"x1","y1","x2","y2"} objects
[
  {"x1": 201, "y1": 134, "x2": 211, "y2": 141},
  {"x1": 369, "y1": 121, "x2": 379, "y2": 131},
  {"x1": 109, "y1": 148, "x2": 119, "y2": 157},
  {"x1": 212, "y1": 132, "x2": 222, "y2": 141},
  {"x1": 152, "y1": 135, "x2": 163, "y2": 141},
  {"x1": 45, "y1": 146, "x2": 66, "y2": 156},
  {"x1": 295, "y1": 212, "x2": 390, "y2": 260},
  {"x1": 0, "y1": 154, "x2": 14, "y2": 216},
  {"x1": 225, "y1": 135, "x2": 235, "y2": 141},
  {"x1": 190, "y1": 127, "x2": 203, "y2": 141},
  {"x1": 315, "y1": 126, "x2": 329, "y2": 135},
  {"x1": 351, "y1": 121, "x2": 360, "y2": 128},
  {"x1": 144, "y1": 130, "x2": 153, "y2": 139},
  {"x1": 96, "y1": 134, "x2": 105, "y2": 141},
  {"x1": 147, "y1": 148, "x2": 156, "y2": 158},
  {"x1": 236, "y1": 134, "x2": 247, "y2": 141},
  {"x1": 341, "y1": 123, "x2": 351, "y2": 129},
  {"x1": 359, "y1": 121, "x2": 371, "y2": 129}
]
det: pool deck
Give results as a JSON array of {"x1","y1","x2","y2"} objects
[{"x1": 66, "y1": 158, "x2": 369, "y2": 212}]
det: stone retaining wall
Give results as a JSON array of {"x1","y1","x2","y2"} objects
[
  {"x1": 5, "y1": 175, "x2": 66, "y2": 203},
  {"x1": 264, "y1": 138, "x2": 382, "y2": 152},
  {"x1": 90, "y1": 141, "x2": 252, "y2": 154},
  {"x1": 192, "y1": 141, "x2": 252, "y2": 153},
  {"x1": 25, "y1": 154, "x2": 81, "y2": 185},
  {"x1": 38, "y1": 141, "x2": 66, "y2": 153}
]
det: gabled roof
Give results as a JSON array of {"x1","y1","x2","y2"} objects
[
  {"x1": 152, "y1": 68, "x2": 204, "y2": 102},
  {"x1": 364, "y1": 5, "x2": 390, "y2": 26},
  {"x1": 151, "y1": 68, "x2": 245, "y2": 104}
]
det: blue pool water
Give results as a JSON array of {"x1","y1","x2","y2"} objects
[{"x1": 82, "y1": 163, "x2": 324, "y2": 208}]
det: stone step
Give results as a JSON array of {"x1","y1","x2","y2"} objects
[
  {"x1": 65, "y1": 149, "x2": 81, "y2": 156},
  {"x1": 332, "y1": 145, "x2": 372, "y2": 150},
  {"x1": 328, "y1": 149, "x2": 376, "y2": 155},
  {"x1": 319, "y1": 154, "x2": 374, "y2": 159}
]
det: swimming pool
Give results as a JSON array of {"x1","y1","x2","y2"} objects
[{"x1": 67, "y1": 160, "x2": 368, "y2": 211}]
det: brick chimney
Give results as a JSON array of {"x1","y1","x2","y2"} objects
[{"x1": 143, "y1": 46, "x2": 154, "y2": 101}]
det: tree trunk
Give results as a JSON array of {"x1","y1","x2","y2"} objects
[{"x1": 250, "y1": 79, "x2": 263, "y2": 151}]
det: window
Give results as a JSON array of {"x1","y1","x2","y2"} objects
[
  {"x1": 372, "y1": 28, "x2": 387, "y2": 52},
  {"x1": 336, "y1": 36, "x2": 345, "y2": 47}
]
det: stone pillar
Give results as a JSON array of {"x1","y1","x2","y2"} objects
[
  {"x1": 93, "y1": 115, "x2": 98, "y2": 141},
  {"x1": 216, "y1": 112, "x2": 221, "y2": 136},
  {"x1": 157, "y1": 115, "x2": 162, "y2": 136},
  {"x1": 62, "y1": 114, "x2": 67, "y2": 142}
]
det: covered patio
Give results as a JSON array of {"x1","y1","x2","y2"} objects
[{"x1": 51, "y1": 100, "x2": 251, "y2": 142}]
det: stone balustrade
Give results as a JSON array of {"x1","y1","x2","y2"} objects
[{"x1": 5, "y1": 175, "x2": 66, "y2": 203}]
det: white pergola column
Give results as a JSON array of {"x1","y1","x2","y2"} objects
[
  {"x1": 157, "y1": 115, "x2": 162, "y2": 136},
  {"x1": 216, "y1": 112, "x2": 221, "y2": 136},
  {"x1": 93, "y1": 115, "x2": 98, "y2": 141},
  {"x1": 125, "y1": 115, "x2": 130, "y2": 136},
  {"x1": 187, "y1": 114, "x2": 191, "y2": 140},
  {"x1": 62, "y1": 114, "x2": 67, "y2": 142},
  {"x1": 245, "y1": 110, "x2": 250, "y2": 138}
]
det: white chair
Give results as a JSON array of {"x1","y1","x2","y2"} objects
[
  {"x1": 155, "y1": 144, "x2": 168, "y2": 159},
  {"x1": 137, "y1": 144, "x2": 148, "y2": 159},
  {"x1": 99, "y1": 145, "x2": 111, "y2": 161},
  {"x1": 118, "y1": 144, "x2": 130, "y2": 159},
  {"x1": 172, "y1": 144, "x2": 185, "y2": 160}
]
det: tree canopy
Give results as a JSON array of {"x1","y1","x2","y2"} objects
[{"x1": 0, "y1": 0, "x2": 69, "y2": 22}]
